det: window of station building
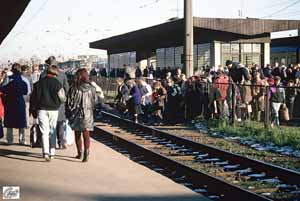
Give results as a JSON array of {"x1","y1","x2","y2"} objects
[
  {"x1": 231, "y1": 44, "x2": 240, "y2": 54},
  {"x1": 197, "y1": 43, "x2": 211, "y2": 68},
  {"x1": 221, "y1": 43, "x2": 240, "y2": 65},
  {"x1": 221, "y1": 43, "x2": 231, "y2": 53},
  {"x1": 175, "y1": 46, "x2": 183, "y2": 68},
  {"x1": 253, "y1": 44, "x2": 261, "y2": 53},
  {"x1": 165, "y1": 47, "x2": 175, "y2": 68},
  {"x1": 281, "y1": 57, "x2": 286, "y2": 65},
  {"x1": 240, "y1": 44, "x2": 262, "y2": 66},
  {"x1": 156, "y1": 48, "x2": 165, "y2": 68},
  {"x1": 241, "y1": 44, "x2": 252, "y2": 53},
  {"x1": 291, "y1": 55, "x2": 297, "y2": 64}
]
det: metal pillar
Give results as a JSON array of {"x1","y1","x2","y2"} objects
[{"x1": 184, "y1": 0, "x2": 194, "y2": 77}]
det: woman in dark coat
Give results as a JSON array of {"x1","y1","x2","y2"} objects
[
  {"x1": 164, "y1": 78, "x2": 182, "y2": 125},
  {"x1": 115, "y1": 78, "x2": 130, "y2": 113},
  {"x1": 127, "y1": 80, "x2": 142, "y2": 123},
  {"x1": 66, "y1": 68, "x2": 96, "y2": 162},
  {"x1": 152, "y1": 81, "x2": 167, "y2": 124},
  {"x1": 0, "y1": 63, "x2": 28, "y2": 144}
]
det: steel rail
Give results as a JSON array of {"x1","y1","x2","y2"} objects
[
  {"x1": 101, "y1": 111, "x2": 300, "y2": 187},
  {"x1": 94, "y1": 125, "x2": 271, "y2": 201}
]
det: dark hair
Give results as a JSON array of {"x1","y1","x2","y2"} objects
[
  {"x1": 226, "y1": 60, "x2": 233, "y2": 66},
  {"x1": 12, "y1": 63, "x2": 22, "y2": 74},
  {"x1": 21, "y1": 65, "x2": 30, "y2": 72},
  {"x1": 274, "y1": 76, "x2": 281, "y2": 81},
  {"x1": 76, "y1": 68, "x2": 89, "y2": 84},
  {"x1": 47, "y1": 65, "x2": 59, "y2": 75}
]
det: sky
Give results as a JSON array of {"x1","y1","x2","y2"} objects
[{"x1": 0, "y1": 0, "x2": 300, "y2": 63}]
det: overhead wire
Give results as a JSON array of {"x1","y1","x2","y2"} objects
[
  {"x1": 262, "y1": 0, "x2": 300, "y2": 18},
  {"x1": 139, "y1": 0, "x2": 160, "y2": 8},
  {"x1": 211, "y1": 0, "x2": 300, "y2": 32},
  {"x1": 10, "y1": 0, "x2": 50, "y2": 39}
]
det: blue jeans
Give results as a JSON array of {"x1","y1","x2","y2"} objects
[
  {"x1": 38, "y1": 110, "x2": 58, "y2": 156},
  {"x1": 271, "y1": 102, "x2": 281, "y2": 126}
]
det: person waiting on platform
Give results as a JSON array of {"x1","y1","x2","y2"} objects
[
  {"x1": 115, "y1": 78, "x2": 130, "y2": 114},
  {"x1": 127, "y1": 80, "x2": 142, "y2": 123},
  {"x1": 0, "y1": 63, "x2": 28, "y2": 145},
  {"x1": 30, "y1": 65, "x2": 65, "y2": 161},
  {"x1": 66, "y1": 68, "x2": 97, "y2": 162},
  {"x1": 269, "y1": 76, "x2": 285, "y2": 127}
]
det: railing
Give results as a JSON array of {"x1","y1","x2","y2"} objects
[{"x1": 94, "y1": 75, "x2": 300, "y2": 127}]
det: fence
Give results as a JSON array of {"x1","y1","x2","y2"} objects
[{"x1": 94, "y1": 75, "x2": 300, "y2": 127}]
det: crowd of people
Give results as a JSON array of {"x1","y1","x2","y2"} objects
[
  {"x1": 0, "y1": 56, "x2": 101, "y2": 163},
  {"x1": 114, "y1": 60, "x2": 300, "y2": 127},
  {"x1": 1, "y1": 57, "x2": 299, "y2": 162}
]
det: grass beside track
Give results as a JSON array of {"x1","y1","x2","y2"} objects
[{"x1": 207, "y1": 120, "x2": 300, "y2": 149}]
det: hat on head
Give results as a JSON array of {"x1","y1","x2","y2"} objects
[
  {"x1": 225, "y1": 60, "x2": 233, "y2": 66},
  {"x1": 45, "y1": 56, "x2": 58, "y2": 66}
]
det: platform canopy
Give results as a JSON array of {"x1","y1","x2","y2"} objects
[
  {"x1": 0, "y1": 0, "x2": 31, "y2": 45},
  {"x1": 90, "y1": 17, "x2": 300, "y2": 55}
]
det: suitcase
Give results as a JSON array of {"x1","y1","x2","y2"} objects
[{"x1": 30, "y1": 124, "x2": 42, "y2": 148}]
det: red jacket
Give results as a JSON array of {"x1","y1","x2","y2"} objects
[
  {"x1": 213, "y1": 75, "x2": 229, "y2": 101},
  {"x1": 0, "y1": 92, "x2": 4, "y2": 119}
]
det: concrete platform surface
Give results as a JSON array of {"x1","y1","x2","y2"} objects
[{"x1": 0, "y1": 129, "x2": 209, "y2": 201}]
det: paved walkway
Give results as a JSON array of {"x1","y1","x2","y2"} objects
[{"x1": 0, "y1": 129, "x2": 209, "y2": 201}]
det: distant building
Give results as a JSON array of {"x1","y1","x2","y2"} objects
[{"x1": 58, "y1": 60, "x2": 82, "y2": 70}]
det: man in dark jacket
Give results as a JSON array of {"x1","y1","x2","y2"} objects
[
  {"x1": 31, "y1": 65, "x2": 65, "y2": 161},
  {"x1": 263, "y1": 64, "x2": 272, "y2": 78},
  {"x1": 41, "y1": 56, "x2": 69, "y2": 149},
  {"x1": 228, "y1": 61, "x2": 250, "y2": 84}
]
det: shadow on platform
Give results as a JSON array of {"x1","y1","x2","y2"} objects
[
  {"x1": 85, "y1": 195, "x2": 206, "y2": 201},
  {"x1": 0, "y1": 147, "x2": 78, "y2": 163},
  {"x1": 0, "y1": 148, "x2": 43, "y2": 162}
]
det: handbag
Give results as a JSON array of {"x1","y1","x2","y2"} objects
[
  {"x1": 116, "y1": 98, "x2": 127, "y2": 112},
  {"x1": 280, "y1": 104, "x2": 290, "y2": 121},
  {"x1": 65, "y1": 120, "x2": 74, "y2": 146},
  {"x1": 0, "y1": 124, "x2": 3, "y2": 139},
  {"x1": 30, "y1": 124, "x2": 42, "y2": 148}
]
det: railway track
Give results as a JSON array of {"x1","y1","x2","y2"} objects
[{"x1": 93, "y1": 111, "x2": 300, "y2": 201}]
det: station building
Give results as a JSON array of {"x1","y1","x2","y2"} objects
[
  {"x1": 90, "y1": 17, "x2": 300, "y2": 71},
  {"x1": 270, "y1": 29, "x2": 300, "y2": 65}
]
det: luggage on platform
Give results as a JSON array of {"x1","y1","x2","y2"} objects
[
  {"x1": 65, "y1": 120, "x2": 74, "y2": 146},
  {"x1": 30, "y1": 124, "x2": 42, "y2": 148}
]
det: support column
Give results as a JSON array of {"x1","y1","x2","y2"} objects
[
  {"x1": 212, "y1": 41, "x2": 221, "y2": 67},
  {"x1": 107, "y1": 54, "x2": 111, "y2": 77},
  {"x1": 184, "y1": 0, "x2": 193, "y2": 77},
  {"x1": 263, "y1": 43, "x2": 270, "y2": 67},
  {"x1": 147, "y1": 57, "x2": 151, "y2": 67}
]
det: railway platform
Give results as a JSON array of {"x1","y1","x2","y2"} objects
[{"x1": 0, "y1": 130, "x2": 208, "y2": 201}]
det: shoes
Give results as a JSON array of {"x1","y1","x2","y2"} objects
[
  {"x1": 50, "y1": 155, "x2": 55, "y2": 160},
  {"x1": 44, "y1": 154, "x2": 51, "y2": 162},
  {"x1": 59, "y1": 144, "x2": 67, "y2": 149},
  {"x1": 75, "y1": 151, "x2": 83, "y2": 160},
  {"x1": 82, "y1": 150, "x2": 89, "y2": 163}
]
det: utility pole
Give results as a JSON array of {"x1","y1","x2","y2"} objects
[{"x1": 184, "y1": 0, "x2": 193, "y2": 77}]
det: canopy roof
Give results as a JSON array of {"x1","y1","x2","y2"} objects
[
  {"x1": 0, "y1": 0, "x2": 30, "y2": 45},
  {"x1": 90, "y1": 17, "x2": 300, "y2": 54}
]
